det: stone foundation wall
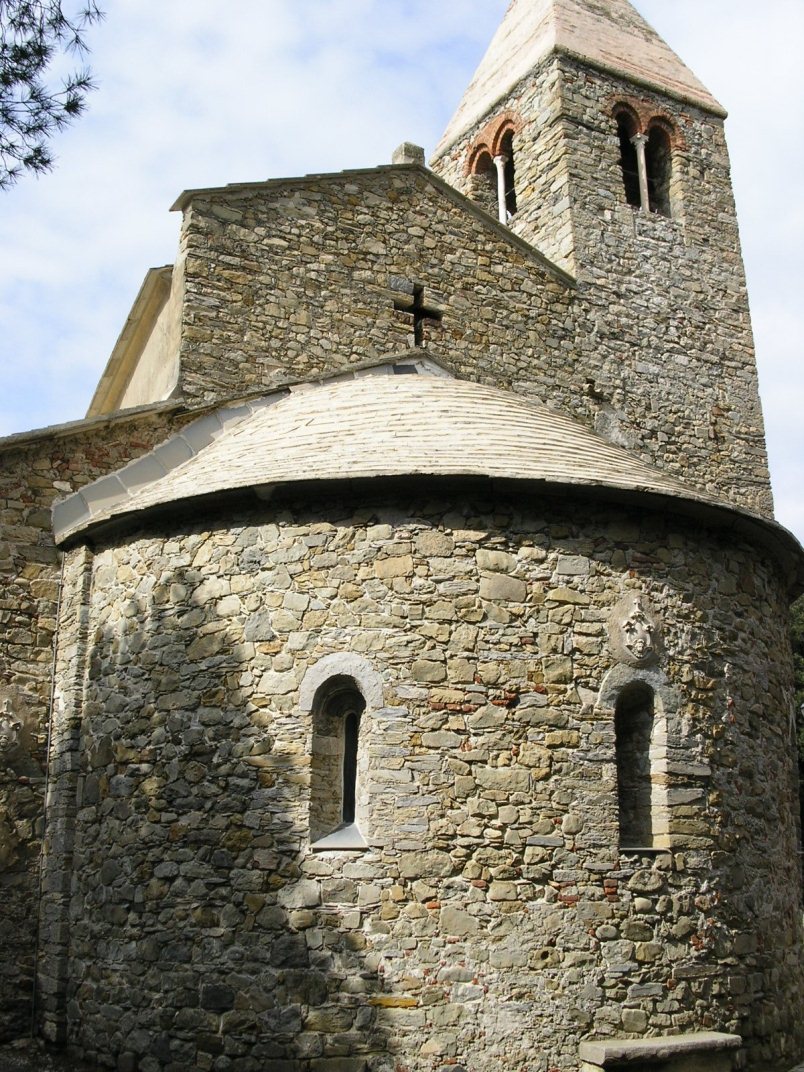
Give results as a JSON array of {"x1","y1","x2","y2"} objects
[
  {"x1": 430, "y1": 56, "x2": 772, "y2": 517},
  {"x1": 42, "y1": 484, "x2": 803, "y2": 1071},
  {"x1": 0, "y1": 410, "x2": 186, "y2": 1039}
]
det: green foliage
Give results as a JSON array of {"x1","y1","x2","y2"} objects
[{"x1": 0, "y1": 0, "x2": 103, "y2": 189}]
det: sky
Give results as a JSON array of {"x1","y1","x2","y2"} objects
[{"x1": 0, "y1": 0, "x2": 801, "y2": 543}]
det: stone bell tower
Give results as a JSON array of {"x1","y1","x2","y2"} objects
[{"x1": 430, "y1": 0, "x2": 773, "y2": 518}]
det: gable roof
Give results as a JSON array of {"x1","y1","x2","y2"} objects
[
  {"x1": 434, "y1": 0, "x2": 725, "y2": 158},
  {"x1": 171, "y1": 163, "x2": 576, "y2": 288}
]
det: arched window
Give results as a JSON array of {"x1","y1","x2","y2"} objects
[
  {"x1": 469, "y1": 149, "x2": 497, "y2": 216},
  {"x1": 615, "y1": 681, "x2": 656, "y2": 848},
  {"x1": 342, "y1": 705, "x2": 360, "y2": 824},
  {"x1": 614, "y1": 108, "x2": 675, "y2": 218},
  {"x1": 645, "y1": 124, "x2": 672, "y2": 217},
  {"x1": 309, "y1": 676, "x2": 367, "y2": 851},
  {"x1": 615, "y1": 109, "x2": 641, "y2": 209},
  {"x1": 498, "y1": 129, "x2": 517, "y2": 217}
]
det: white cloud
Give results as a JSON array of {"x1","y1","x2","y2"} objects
[{"x1": 0, "y1": 0, "x2": 800, "y2": 544}]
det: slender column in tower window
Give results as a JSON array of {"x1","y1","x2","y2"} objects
[
  {"x1": 615, "y1": 112, "x2": 641, "y2": 208},
  {"x1": 631, "y1": 133, "x2": 650, "y2": 215},
  {"x1": 493, "y1": 153, "x2": 509, "y2": 225}
]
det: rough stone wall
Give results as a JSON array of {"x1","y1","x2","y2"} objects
[
  {"x1": 176, "y1": 168, "x2": 572, "y2": 408},
  {"x1": 430, "y1": 57, "x2": 772, "y2": 517},
  {"x1": 43, "y1": 485, "x2": 803, "y2": 1072},
  {"x1": 0, "y1": 410, "x2": 186, "y2": 1040}
]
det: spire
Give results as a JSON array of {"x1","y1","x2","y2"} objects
[{"x1": 433, "y1": 0, "x2": 724, "y2": 159}]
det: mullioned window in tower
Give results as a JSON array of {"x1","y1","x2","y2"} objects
[{"x1": 614, "y1": 106, "x2": 676, "y2": 219}]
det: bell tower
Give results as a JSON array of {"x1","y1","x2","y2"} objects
[{"x1": 430, "y1": 0, "x2": 774, "y2": 517}]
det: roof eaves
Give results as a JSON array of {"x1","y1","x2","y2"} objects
[
  {"x1": 555, "y1": 46, "x2": 727, "y2": 120},
  {"x1": 51, "y1": 393, "x2": 290, "y2": 545},
  {"x1": 432, "y1": 49, "x2": 726, "y2": 163},
  {"x1": 59, "y1": 473, "x2": 804, "y2": 598},
  {"x1": 0, "y1": 399, "x2": 185, "y2": 456},
  {"x1": 170, "y1": 163, "x2": 407, "y2": 213}
]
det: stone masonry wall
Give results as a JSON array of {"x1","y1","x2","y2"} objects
[
  {"x1": 0, "y1": 410, "x2": 186, "y2": 1039},
  {"x1": 44, "y1": 484, "x2": 803, "y2": 1072},
  {"x1": 429, "y1": 57, "x2": 772, "y2": 517},
  {"x1": 176, "y1": 168, "x2": 572, "y2": 409}
]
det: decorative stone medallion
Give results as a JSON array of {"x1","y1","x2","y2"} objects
[
  {"x1": 0, "y1": 697, "x2": 23, "y2": 765},
  {"x1": 609, "y1": 592, "x2": 662, "y2": 668},
  {"x1": 0, "y1": 692, "x2": 40, "y2": 777}
]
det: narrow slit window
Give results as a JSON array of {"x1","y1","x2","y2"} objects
[
  {"x1": 615, "y1": 682, "x2": 656, "y2": 848},
  {"x1": 342, "y1": 709, "x2": 360, "y2": 824}
]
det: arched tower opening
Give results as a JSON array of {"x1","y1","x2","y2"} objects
[
  {"x1": 468, "y1": 148, "x2": 498, "y2": 216},
  {"x1": 646, "y1": 122, "x2": 673, "y2": 217},
  {"x1": 615, "y1": 108, "x2": 641, "y2": 209},
  {"x1": 498, "y1": 128, "x2": 518, "y2": 217}
]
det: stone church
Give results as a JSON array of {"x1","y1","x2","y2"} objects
[{"x1": 1, "y1": 0, "x2": 802, "y2": 1069}]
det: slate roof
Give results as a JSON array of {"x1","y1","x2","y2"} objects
[
  {"x1": 55, "y1": 374, "x2": 738, "y2": 544},
  {"x1": 434, "y1": 0, "x2": 725, "y2": 158}
]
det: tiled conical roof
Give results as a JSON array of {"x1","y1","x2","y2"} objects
[
  {"x1": 434, "y1": 0, "x2": 724, "y2": 158},
  {"x1": 55, "y1": 375, "x2": 735, "y2": 543}
]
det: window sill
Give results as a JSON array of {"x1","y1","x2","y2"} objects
[
  {"x1": 619, "y1": 845, "x2": 672, "y2": 855},
  {"x1": 311, "y1": 822, "x2": 368, "y2": 853},
  {"x1": 580, "y1": 1031, "x2": 741, "y2": 1069}
]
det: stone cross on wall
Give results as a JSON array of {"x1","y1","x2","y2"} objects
[{"x1": 392, "y1": 280, "x2": 443, "y2": 347}]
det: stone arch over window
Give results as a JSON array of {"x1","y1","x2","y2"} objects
[
  {"x1": 598, "y1": 665, "x2": 678, "y2": 850},
  {"x1": 612, "y1": 103, "x2": 678, "y2": 218},
  {"x1": 468, "y1": 145, "x2": 497, "y2": 216},
  {"x1": 300, "y1": 654, "x2": 384, "y2": 852},
  {"x1": 614, "y1": 105, "x2": 642, "y2": 209},
  {"x1": 465, "y1": 110, "x2": 522, "y2": 225}
]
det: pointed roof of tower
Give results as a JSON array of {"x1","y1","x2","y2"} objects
[{"x1": 433, "y1": 0, "x2": 725, "y2": 158}]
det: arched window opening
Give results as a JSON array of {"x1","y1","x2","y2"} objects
[
  {"x1": 646, "y1": 125, "x2": 672, "y2": 217},
  {"x1": 499, "y1": 129, "x2": 518, "y2": 217},
  {"x1": 310, "y1": 677, "x2": 367, "y2": 850},
  {"x1": 469, "y1": 149, "x2": 497, "y2": 216},
  {"x1": 615, "y1": 110, "x2": 641, "y2": 209},
  {"x1": 615, "y1": 681, "x2": 656, "y2": 848}
]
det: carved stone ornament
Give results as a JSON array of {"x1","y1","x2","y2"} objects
[
  {"x1": 609, "y1": 593, "x2": 662, "y2": 668},
  {"x1": 0, "y1": 697, "x2": 23, "y2": 760},
  {"x1": 0, "y1": 692, "x2": 41, "y2": 777}
]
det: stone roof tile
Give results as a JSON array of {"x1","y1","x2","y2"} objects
[{"x1": 55, "y1": 376, "x2": 731, "y2": 543}]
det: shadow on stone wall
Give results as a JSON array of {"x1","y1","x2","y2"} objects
[
  {"x1": 0, "y1": 688, "x2": 46, "y2": 1040},
  {"x1": 55, "y1": 531, "x2": 394, "y2": 1072}
]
